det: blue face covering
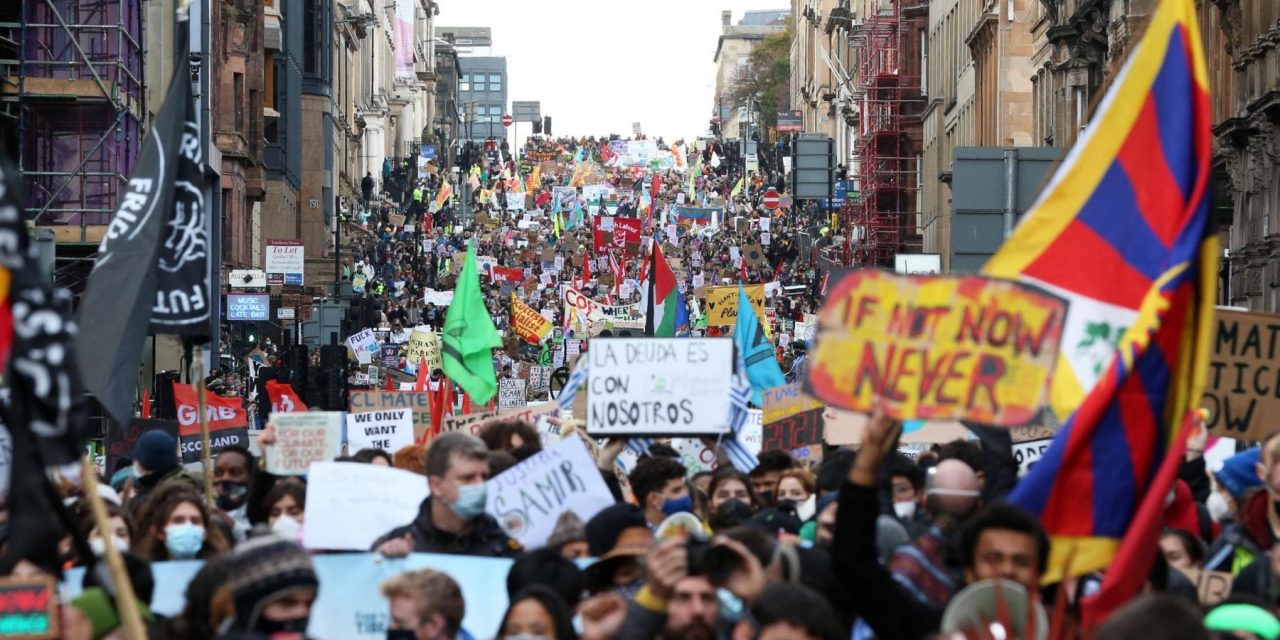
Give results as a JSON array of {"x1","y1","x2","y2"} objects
[
  {"x1": 164, "y1": 523, "x2": 205, "y2": 559},
  {"x1": 661, "y1": 494, "x2": 694, "y2": 516},
  {"x1": 450, "y1": 482, "x2": 488, "y2": 519}
]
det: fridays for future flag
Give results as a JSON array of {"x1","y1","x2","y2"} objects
[
  {"x1": 76, "y1": 23, "x2": 211, "y2": 423},
  {"x1": 442, "y1": 242, "x2": 502, "y2": 404}
]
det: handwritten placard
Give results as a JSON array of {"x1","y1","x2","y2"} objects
[
  {"x1": 586, "y1": 338, "x2": 734, "y2": 436},
  {"x1": 346, "y1": 328, "x2": 380, "y2": 364},
  {"x1": 303, "y1": 462, "x2": 430, "y2": 550},
  {"x1": 498, "y1": 379, "x2": 527, "y2": 410},
  {"x1": 1202, "y1": 308, "x2": 1280, "y2": 440},
  {"x1": 486, "y1": 437, "x2": 614, "y2": 548},
  {"x1": 349, "y1": 391, "x2": 432, "y2": 441},
  {"x1": 806, "y1": 270, "x2": 1068, "y2": 426},
  {"x1": 346, "y1": 409, "x2": 415, "y2": 452},
  {"x1": 267, "y1": 412, "x2": 343, "y2": 475}
]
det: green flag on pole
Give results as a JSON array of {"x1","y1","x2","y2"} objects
[{"x1": 442, "y1": 242, "x2": 502, "y2": 404}]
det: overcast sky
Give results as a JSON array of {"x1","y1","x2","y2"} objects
[{"x1": 438, "y1": 0, "x2": 791, "y2": 142}]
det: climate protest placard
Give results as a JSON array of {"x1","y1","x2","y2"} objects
[
  {"x1": 349, "y1": 390, "x2": 432, "y2": 441},
  {"x1": 586, "y1": 338, "x2": 734, "y2": 436},
  {"x1": 511, "y1": 295, "x2": 553, "y2": 344},
  {"x1": 346, "y1": 328, "x2": 380, "y2": 364},
  {"x1": 442, "y1": 402, "x2": 560, "y2": 440},
  {"x1": 762, "y1": 383, "x2": 825, "y2": 452},
  {"x1": 486, "y1": 436, "x2": 615, "y2": 548},
  {"x1": 1201, "y1": 308, "x2": 1280, "y2": 441},
  {"x1": 346, "y1": 408, "x2": 415, "y2": 452},
  {"x1": 266, "y1": 411, "x2": 344, "y2": 475},
  {"x1": 704, "y1": 285, "x2": 766, "y2": 326},
  {"x1": 499, "y1": 379, "x2": 527, "y2": 410},
  {"x1": 172, "y1": 382, "x2": 249, "y2": 464},
  {"x1": 805, "y1": 270, "x2": 1068, "y2": 426},
  {"x1": 404, "y1": 328, "x2": 442, "y2": 373},
  {"x1": 303, "y1": 462, "x2": 430, "y2": 550}
]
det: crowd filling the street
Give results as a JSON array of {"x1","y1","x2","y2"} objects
[{"x1": 4, "y1": 1, "x2": 1280, "y2": 640}]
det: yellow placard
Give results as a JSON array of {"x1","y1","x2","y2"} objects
[
  {"x1": 511, "y1": 295, "x2": 553, "y2": 344},
  {"x1": 704, "y1": 285, "x2": 766, "y2": 326},
  {"x1": 404, "y1": 328, "x2": 442, "y2": 373},
  {"x1": 805, "y1": 270, "x2": 1067, "y2": 426}
]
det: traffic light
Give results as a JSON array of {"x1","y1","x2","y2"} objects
[
  {"x1": 544, "y1": 116, "x2": 552, "y2": 136},
  {"x1": 532, "y1": 119, "x2": 542, "y2": 135}
]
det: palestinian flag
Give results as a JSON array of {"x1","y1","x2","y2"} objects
[{"x1": 644, "y1": 240, "x2": 688, "y2": 337}]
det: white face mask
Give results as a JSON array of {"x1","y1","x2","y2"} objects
[
  {"x1": 272, "y1": 514, "x2": 302, "y2": 542},
  {"x1": 1207, "y1": 491, "x2": 1232, "y2": 522},
  {"x1": 89, "y1": 536, "x2": 130, "y2": 557},
  {"x1": 893, "y1": 500, "x2": 917, "y2": 520},
  {"x1": 796, "y1": 494, "x2": 817, "y2": 521}
]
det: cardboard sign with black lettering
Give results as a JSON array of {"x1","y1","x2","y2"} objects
[
  {"x1": 346, "y1": 408, "x2": 414, "y2": 452},
  {"x1": 499, "y1": 379, "x2": 527, "y2": 410},
  {"x1": 266, "y1": 411, "x2": 343, "y2": 475},
  {"x1": 0, "y1": 576, "x2": 58, "y2": 638},
  {"x1": 1202, "y1": 308, "x2": 1280, "y2": 441},
  {"x1": 349, "y1": 391, "x2": 432, "y2": 441},
  {"x1": 586, "y1": 338, "x2": 734, "y2": 436}
]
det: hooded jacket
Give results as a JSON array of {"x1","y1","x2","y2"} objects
[{"x1": 1206, "y1": 489, "x2": 1274, "y2": 575}]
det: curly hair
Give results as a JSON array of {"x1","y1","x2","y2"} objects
[{"x1": 393, "y1": 444, "x2": 428, "y2": 476}]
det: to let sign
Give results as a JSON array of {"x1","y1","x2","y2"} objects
[
  {"x1": 1201, "y1": 308, "x2": 1280, "y2": 441},
  {"x1": 805, "y1": 270, "x2": 1067, "y2": 426}
]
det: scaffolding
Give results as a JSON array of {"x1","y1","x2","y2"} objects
[
  {"x1": 850, "y1": 0, "x2": 923, "y2": 268},
  {"x1": 0, "y1": 0, "x2": 144, "y2": 229}
]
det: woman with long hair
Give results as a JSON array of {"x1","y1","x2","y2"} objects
[{"x1": 133, "y1": 484, "x2": 230, "y2": 562}]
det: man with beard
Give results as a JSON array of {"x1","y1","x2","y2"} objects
[{"x1": 660, "y1": 575, "x2": 719, "y2": 640}]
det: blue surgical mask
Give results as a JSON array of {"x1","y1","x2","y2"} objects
[
  {"x1": 164, "y1": 523, "x2": 205, "y2": 559},
  {"x1": 661, "y1": 494, "x2": 694, "y2": 516},
  {"x1": 450, "y1": 482, "x2": 488, "y2": 519}
]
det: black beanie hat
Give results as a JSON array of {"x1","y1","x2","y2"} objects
[{"x1": 228, "y1": 534, "x2": 318, "y2": 631}]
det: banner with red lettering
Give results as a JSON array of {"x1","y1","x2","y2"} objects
[
  {"x1": 171, "y1": 382, "x2": 250, "y2": 463},
  {"x1": 510, "y1": 294, "x2": 554, "y2": 345},
  {"x1": 266, "y1": 380, "x2": 308, "y2": 414}
]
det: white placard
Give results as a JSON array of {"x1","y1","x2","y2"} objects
[
  {"x1": 499, "y1": 379, "x2": 527, "y2": 409},
  {"x1": 586, "y1": 338, "x2": 734, "y2": 435},
  {"x1": 758, "y1": 217, "x2": 771, "y2": 232},
  {"x1": 486, "y1": 437, "x2": 615, "y2": 548},
  {"x1": 346, "y1": 408, "x2": 415, "y2": 452},
  {"x1": 346, "y1": 328, "x2": 379, "y2": 364},
  {"x1": 423, "y1": 289, "x2": 454, "y2": 306},
  {"x1": 266, "y1": 411, "x2": 344, "y2": 476},
  {"x1": 761, "y1": 232, "x2": 771, "y2": 245},
  {"x1": 303, "y1": 462, "x2": 430, "y2": 550}
]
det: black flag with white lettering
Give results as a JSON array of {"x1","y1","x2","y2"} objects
[{"x1": 76, "y1": 17, "x2": 200, "y2": 424}]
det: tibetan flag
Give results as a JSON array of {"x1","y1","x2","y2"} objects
[
  {"x1": 993, "y1": 0, "x2": 1217, "y2": 620},
  {"x1": 442, "y1": 242, "x2": 503, "y2": 405},
  {"x1": 735, "y1": 284, "x2": 785, "y2": 406},
  {"x1": 643, "y1": 240, "x2": 688, "y2": 337}
]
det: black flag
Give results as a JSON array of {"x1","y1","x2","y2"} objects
[{"x1": 76, "y1": 17, "x2": 208, "y2": 424}]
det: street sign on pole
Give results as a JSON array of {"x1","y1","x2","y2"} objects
[
  {"x1": 512, "y1": 101, "x2": 541, "y2": 123},
  {"x1": 762, "y1": 189, "x2": 780, "y2": 210},
  {"x1": 501, "y1": 114, "x2": 514, "y2": 127},
  {"x1": 791, "y1": 134, "x2": 835, "y2": 200}
]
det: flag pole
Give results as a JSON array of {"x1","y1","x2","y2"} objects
[
  {"x1": 193, "y1": 347, "x2": 215, "y2": 504},
  {"x1": 81, "y1": 454, "x2": 148, "y2": 640}
]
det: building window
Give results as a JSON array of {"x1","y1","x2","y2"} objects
[
  {"x1": 302, "y1": 0, "x2": 331, "y2": 85},
  {"x1": 233, "y1": 73, "x2": 245, "y2": 132},
  {"x1": 488, "y1": 73, "x2": 502, "y2": 92},
  {"x1": 459, "y1": 74, "x2": 470, "y2": 91}
]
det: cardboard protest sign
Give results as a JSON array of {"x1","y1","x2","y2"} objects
[
  {"x1": 511, "y1": 295, "x2": 553, "y2": 344},
  {"x1": 742, "y1": 244, "x2": 766, "y2": 267},
  {"x1": 1175, "y1": 568, "x2": 1233, "y2": 605},
  {"x1": 499, "y1": 379, "x2": 527, "y2": 409},
  {"x1": 266, "y1": 411, "x2": 343, "y2": 475},
  {"x1": 303, "y1": 462, "x2": 429, "y2": 550},
  {"x1": 704, "y1": 285, "x2": 766, "y2": 326},
  {"x1": 487, "y1": 437, "x2": 614, "y2": 548},
  {"x1": 806, "y1": 270, "x2": 1067, "y2": 426},
  {"x1": 761, "y1": 384, "x2": 825, "y2": 451},
  {"x1": 349, "y1": 390, "x2": 432, "y2": 441},
  {"x1": 172, "y1": 383, "x2": 250, "y2": 464},
  {"x1": 347, "y1": 408, "x2": 415, "y2": 452},
  {"x1": 404, "y1": 328, "x2": 443, "y2": 373},
  {"x1": 1201, "y1": 308, "x2": 1280, "y2": 440},
  {"x1": 423, "y1": 289, "x2": 454, "y2": 307},
  {"x1": 586, "y1": 338, "x2": 734, "y2": 436},
  {"x1": 442, "y1": 402, "x2": 560, "y2": 438},
  {"x1": 0, "y1": 575, "x2": 58, "y2": 638},
  {"x1": 346, "y1": 328, "x2": 380, "y2": 364}
]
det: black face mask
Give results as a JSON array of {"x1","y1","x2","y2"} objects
[
  {"x1": 256, "y1": 616, "x2": 309, "y2": 635},
  {"x1": 386, "y1": 630, "x2": 417, "y2": 640},
  {"x1": 214, "y1": 481, "x2": 249, "y2": 511},
  {"x1": 758, "y1": 491, "x2": 775, "y2": 507}
]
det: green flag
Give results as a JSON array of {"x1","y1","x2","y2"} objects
[{"x1": 442, "y1": 242, "x2": 502, "y2": 404}]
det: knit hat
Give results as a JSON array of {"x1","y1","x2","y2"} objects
[
  {"x1": 546, "y1": 511, "x2": 587, "y2": 550},
  {"x1": 132, "y1": 430, "x2": 177, "y2": 473},
  {"x1": 71, "y1": 587, "x2": 153, "y2": 640},
  {"x1": 1214, "y1": 448, "x2": 1262, "y2": 500},
  {"x1": 228, "y1": 534, "x2": 318, "y2": 631}
]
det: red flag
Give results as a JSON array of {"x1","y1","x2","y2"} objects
[
  {"x1": 171, "y1": 382, "x2": 247, "y2": 434},
  {"x1": 414, "y1": 355, "x2": 429, "y2": 392},
  {"x1": 423, "y1": 378, "x2": 453, "y2": 443},
  {"x1": 740, "y1": 258, "x2": 748, "y2": 283},
  {"x1": 384, "y1": 374, "x2": 395, "y2": 391},
  {"x1": 140, "y1": 389, "x2": 151, "y2": 418},
  {"x1": 265, "y1": 380, "x2": 307, "y2": 413}
]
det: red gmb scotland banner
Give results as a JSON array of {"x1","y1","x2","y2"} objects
[
  {"x1": 266, "y1": 380, "x2": 308, "y2": 414},
  {"x1": 171, "y1": 382, "x2": 249, "y2": 435}
]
